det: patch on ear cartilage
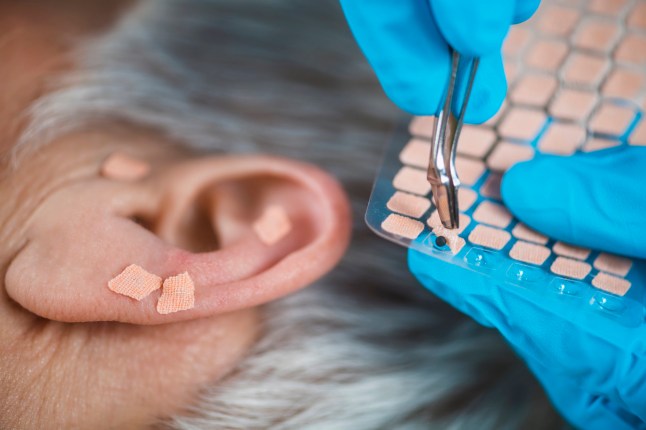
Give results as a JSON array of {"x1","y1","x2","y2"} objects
[
  {"x1": 101, "y1": 152, "x2": 151, "y2": 181},
  {"x1": 157, "y1": 272, "x2": 195, "y2": 314},
  {"x1": 253, "y1": 205, "x2": 292, "y2": 245},
  {"x1": 108, "y1": 264, "x2": 162, "y2": 300}
]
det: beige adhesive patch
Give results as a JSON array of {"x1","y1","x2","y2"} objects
[
  {"x1": 553, "y1": 241, "x2": 591, "y2": 260},
  {"x1": 590, "y1": 103, "x2": 636, "y2": 136},
  {"x1": 432, "y1": 225, "x2": 466, "y2": 255},
  {"x1": 108, "y1": 264, "x2": 162, "y2": 300},
  {"x1": 512, "y1": 223, "x2": 548, "y2": 245},
  {"x1": 539, "y1": 122, "x2": 586, "y2": 155},
  {"x1": 458, "y1": 187, "x2": 478, "y2": 211},
  {"x1": 455, "y1": 156, "x2": 485, "y2": 186},
  {"x1": 468, "y1": 225, "x2": 511, "y2": 250},
  {"x1": 498, "y1": 108, "x2": 546, "y2": 141},
  {"x1": 537, "y1": 5, "x2": 580, "y2": 36},
  {"x1": 409, "y1": 116, "x2": 435, "y2": 138},
  {"x1": 509, "y1": 241, "x2": 551, "y2": 265},
  {"x1": 472, "y1": 201, "x2": 512, "y2": 228},
  {"x1": 427, "y1": 211, "x2": 470, "y2": 234},
  {"x1": 393, "y1": 167, "x2": 431, "y2": 195},
  {"x1": 551, "y1": 257, "x2": 591, "y2": 280},
  {"x1": 387, "y1": 192, "x2": 431, "y2": 218},
  {"x1": 573, "y1": 19, "x2": 620, "y2": 53},
  {"x1": 562, "y1": 52, "x2": 609, "y2": 87},
  {"x1": 457, "y1": 125, "x2": 496, "y2": 158},
  {"x1": 253, "y1": 205, "x2": 292, "y2": 245},
  {"x1": 510, "y1": 74, "x2": 558, "y2": 106},
  {"x1": 583, "y1": 137, "x2": 621, "y2": 152},
  {"x1": 614, "y1": 33, "x2": 646, "y2": 66},
  {"x1": 101, "y1": 152, "x2": 151, "y2": 181},
  {"x1": 525, "y1": 40, "x2": 568, "y2": 72},
  {"x1": 602, "y1": 68, "x2": 645, "y2": 99},
  {"x1": 630, "y1": 120, "x2": 646, "y2": 146},
  {"x1": 487, "y1": 141, "x2": 535, "y2": 172},
  {"x1": 504, "y1": 26, "x2": 531, "y2": 57},
  {"x1": 157, "y1": 272, "x2": 195, "y2": 314},
  {"x1": 381, "y1": 214, "x2": 424, "y2": 239},
  {"x1": 400, "y1": 139, "x2": 430, "y2": 168},
  {"x1": 549, "y1": 88, "x2": 597, "y2": 122},
  {"x1": 593, "y1": 253, "x2": 633, "y2": 277},
  {"x1": 426, "y1": 212, "x2": 467, "y2": 254},
  {"x1": 592, "y1": 272, "x2": 632, "y2": 296},
  {"x1": 628, "y1": 2, "x2": 646, "y2": 29}
]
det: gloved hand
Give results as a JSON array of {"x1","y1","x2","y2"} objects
[
  {"x1": 409, "y1": 145, "x2": 646, "y2": 430},
  {"x1": 340, "y1": 0, "x2": 540, "y2": 123}
]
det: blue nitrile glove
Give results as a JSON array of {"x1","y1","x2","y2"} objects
[
  {"x1": 340, "y1": 0, "x2": 540, "y2": 123},
  {"x1": 409, "y1": 145, "x2": 646, "y2": 430}
]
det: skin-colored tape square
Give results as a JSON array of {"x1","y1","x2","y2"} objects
[
  {"x1": 387, "y1": 192, "x2": 431, "y2": 218},
  {"x1": 592, "y1": 272, "x2": 632, "y2": 296},
  {"x1": 553, "y1": 242, "x2": 591, "y2": 260},
  {"x1": 593, "y1": 253, "x2": 633, "y2": 277},
  {"x1": 455, "y1": 156, "x2": 485, "y2": 186},
  {"x1": 472, "y1": 201, "x2": 513, "y2": 229},
  {"x1": 400, "y1": 139, "x2": 430, "y2": 169},
  {"x1": 511, "y1": 223, "x2": 549, "y2": 245},
  {"x1": 509, "y1": 241, "x2": 551, "y2": 266},
  {"x1": 157, "y1": 272, "x2": 195, "y2": 315},
  {"x1": 550, "y1": 257, "x2": 591, "y2": 280},
  {"x1": 108, "y1": 264, "x2": 162, "y2": 301},
  {"x1": 468, "y1": 225, "x2": 511, "y2": 250},
  {"x1": 393, "y1": 167, "x2": 431, "y2": 196},
  {"x1": 381, "y1": 214, "x2": 424, "y2": 240},
  {"x1": 253, "y1": 205, "x2": 292, "y2": 245}
]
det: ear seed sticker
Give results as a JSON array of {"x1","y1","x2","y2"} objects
[
  {"x1": 253, "y1": 205, "x2": 292, "y2": 245},
  {"x1": 101, "y1": 152, "x2": 151, "y2": 181},
  {"x1": 157, "y1": 272, "x2": 195, "y2": 314},
  {"x1": 108, "y1": 264, "x2": 162, "y2": 300}
]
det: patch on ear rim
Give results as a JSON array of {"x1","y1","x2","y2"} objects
[
  {"x1": 157, "y1": 272, "x2": 195, "y2": 314},
  {"x1": 101, "y1": 152, "x2": 151, "y2": 181},
  {"x1": 108, "y1": 264, "x2": 162, "y2": 300}
]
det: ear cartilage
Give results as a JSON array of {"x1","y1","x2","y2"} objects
[
  {"x1": 364, "y1": 0, "x2": 645, "y2": 328},
  {"x1": 101, "y1": 152, "x2": 151, "y2": 181},
  {"x1": 253, "y1": 205, "x2": 292, "y2": 245},
  {"x1": 108, "y1": 264, "x2": 162, "y2": 300},
  {"x1": 156, "y1": 272, "x2": 195, "y2": 314}
]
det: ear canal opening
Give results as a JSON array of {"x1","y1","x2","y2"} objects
[
  {"x1": 129, "y1": 202, "x2": 220, "y2": 254},
  {"x1": 131, "y1": 215, "x2": 154, "y2": 231},
  {"x1": 173, "y1": 201, "x2": 220, "y2": 253}
]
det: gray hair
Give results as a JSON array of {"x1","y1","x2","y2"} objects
[{"x1": 15, "y1": 0, "x2": 561, "y2": 428}]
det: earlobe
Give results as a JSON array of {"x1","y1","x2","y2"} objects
[{"x1": 5, "y1": 155, "x2": 351, "y2": 324}]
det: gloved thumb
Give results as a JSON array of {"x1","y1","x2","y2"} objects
[{"x1": 501, "y1": 146, "x2": 646, "y2": 259}]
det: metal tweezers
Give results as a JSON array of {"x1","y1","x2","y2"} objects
[{"x1": 427, "y1": 49, "x2": 480, "y2": 230}]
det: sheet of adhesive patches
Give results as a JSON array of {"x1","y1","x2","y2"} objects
[{"x1": 368, "y1": 0, "x2": 646, "y2": 304}]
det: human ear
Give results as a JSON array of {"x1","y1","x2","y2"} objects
[{"x1": 6, "y1": 154, "x2": 351, "y2": 324}]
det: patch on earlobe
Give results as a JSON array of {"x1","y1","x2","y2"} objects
[
  {"x1": 108, "y1": 264, "x2": 162, "y2": 300},
  {"x1": 101, "y1": 152, "x2": 151, "y2": 181},
  {"x1": 252, "y1": 205, "x2": 292, "y2": 245},
  {"x1": 157, "y1": 272, "x2": 195, "y2": 314}
]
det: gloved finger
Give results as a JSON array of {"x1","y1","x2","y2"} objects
[
  {"x1": 407, "y1": 251, "x2": 496, "y2": 327},
  {"x1": 408, "y1": 247, "x2": 537, "y2": 330},
  {"x1": 501, "y1": 146, "x2": 646, "y2": 259},
  {"x1": 429, "y1": 0, "x2": 515, "y2": 57},
  {"x1": 528, "y1": 362, "x2": 645, "y2": 430},
  {"x1": 512, "y1": 0, "x2": 541, "y2": 24},
  {"x1": 454, "y1": 52, "x2": 507, "y2": 124},
  {"x1": 340, "y1": 0, "x2": 450, "y2": 115}
]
